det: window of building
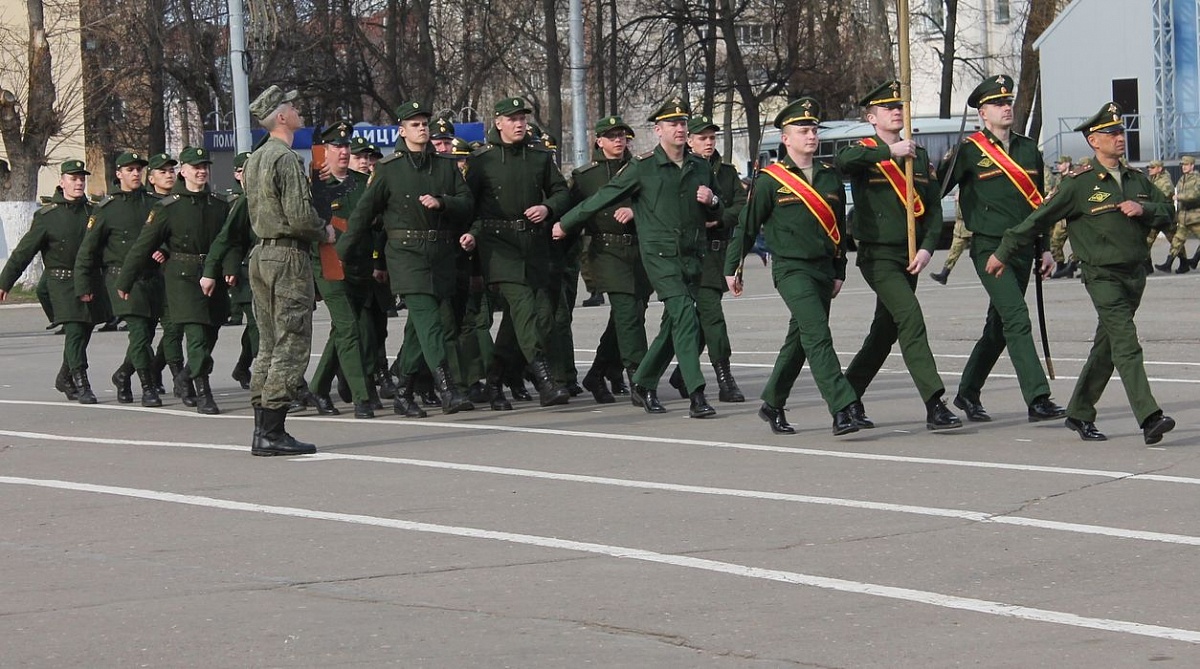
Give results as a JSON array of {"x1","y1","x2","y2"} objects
[
  {"x1": 995, "y1": 0, "x2": 1010, "y2": 23},
  {"x1": 927, "y1": 0, "x2": 944, "y2": 30}
]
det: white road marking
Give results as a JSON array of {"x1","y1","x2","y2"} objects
[{"x1": 3, "y1": 474, "x2": 1198, "y2": 644}]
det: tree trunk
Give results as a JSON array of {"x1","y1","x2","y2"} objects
[
  {"x1": 0, "y1": 0, "x2": 59, "y2": 201},
  {"x1": 938, "y1": 0, "x2": 958, "y2": 119},
  {"x1": 542, "y1": 0, "x2": 564, "y2": 146},
  {"x1": 1014, "y1": 0, "x2": 1057, "y2": 134}
]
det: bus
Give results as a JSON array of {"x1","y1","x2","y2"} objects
[{"x1": 756, "y1": 116, "x2": 983, "y2": 249}]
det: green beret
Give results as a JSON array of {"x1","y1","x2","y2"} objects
[
  {"x1": 395, "y1": 100, "x2": 431, "y2": 121},
  {"x1": 647, "y1": 96, "x2": 690, "y2": 123},
  {"x1": 687, "y1": 114, "x2": 720, "y2": 134},
  {"x1": 967, "y1": 74, "x2": 1015, "y2": 109},
  {"x1": 320, "y1": 121, "x2": 354, "y2": 146},
  {"x1": 115, "y1": 151, "x2": 149, "y2": 168},
  {"x1": 859, "y1": 80, "x2": 903, "y2": 108},
  {"x1": 147, "y1": 153, "x2": 177, "y2": 171},
  {"x1": 1183, "y1": 156, "x2": 1196, "y2": 166},
  {"x1": 451, "y1": 137, "x2": 472, "y2": 156},
  {"x1": 59, "y1": 159, "x2": 90, "y2": 176},
  {"x1": 1073, "y1": 102, "x2": 1125, "y2": 135},
  {"x1": 178, "y1": 146, "x2": 212, "y2": 165},
  {"x1": 495, "y1": 96, "x2": 532, "y2": 116},
  {"x1": 773, "y1": 97, "x2": 821, "y2": 129},
  {"x1": 233, "y1": 152, "x2": 251, "y2": 169},
  {"x1": 250, "y1": 85, "x2": 298, "y2": 122},
  {"x1": 431, "y1": 117, "x2": 456, "y2": 139},
  {"x1": 1056, "y1": 155, "x2": 1073, "y2": 164},
  {"x1": 594, "y1": 115, "x2": 634, "y2": 137}
]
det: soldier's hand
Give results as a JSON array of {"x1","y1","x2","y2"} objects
[
  {"x1": 985, "y1": 254, "x2": 1006, "y2": 278},
  {"x1": 832, "y1": 279, "x2": 844, "y2": 299},
  {"x1": 525, "y1": 205, "x2": 550, "y2": 223},
  {"x1": 199, "y1": 277, "x2": 216, "y2": 297},
  {"x1": 551, "y1": 222, "x2": 567, "y2": 240},
  {"x1": 705, "y1": 220, "x2": 719, "y2": 229},
  {"x1": 906, "y1": 249, "x2": 932, "y2": 274},
  {"x1": 890, "y1": 140, "x2": 917, "y2": 159},
  {"x1": 1039, "y1": 251, "x2": 1055, "y2": 279},
  {"x1": 316, "y1": 159, "x2": 333, "y2": 181},
  {"x1": 373, "y1": 269, "x2": 388, "y2": 284},
  {"x1": 80, "y1": 293, "x2": 93, "y2": 303},
  {"x1": 460, "y1": 233, "x2": 476, "y2": 251},
  {"x1": 419, "y1": 194, "x2": 442, "y2": 210},
  {"x1": 225, "y1": 275, "x2": 238, "y2": 287},
  {"x1": 725, "y1": 275, "x2": 742, "y2": 297},
  {"x1": 1117, "y1": 200, "x2": 1144, "y2": 218},
  {"x1": 152, "y1": 251, "x2": 167, "y2": 264},
  {"x1": 614, "y1": 207, "x2": 634, "y2": 224},
  {"x1": 696, "y1": 185, "x2": 715, "y2": 206},
  {"x1": 117, "y1": 290, "x2": 130, "y2": 300}
]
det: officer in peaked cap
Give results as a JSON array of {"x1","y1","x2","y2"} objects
[
  {"x1": 989, "y1": 101, "x2": 1176, "y2": 445},
  {"x1": 431, "y1": 117, "x2": 456, "y2": 154}
]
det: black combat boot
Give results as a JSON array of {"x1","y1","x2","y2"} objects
[
  {"x1": 55, "y1": 363, "x2": 79, "y2": 401},
  {"x1": 231, "y1": 360, "x2": 251, "y2": 390},
  {"x1": 925, "y1": 394, "x2": 963, "y2": 430},
  {"x1": 758, "y1": 402, "x2": 795, "y2": 435},
  {"x1": 71, "y1": 368, "x2": 97, "y2": 405},
  {"x1": 832, "y1": 404, "x2": 859, "y2": 436},
  {"x1": 375, "y1": 369, "x2": 397, "y2": 400},
  {"x1": 1190, "y1": 248, "x2": 1200, "y2": 270},
  {"x1": 581, "y1": 368, "x2": 615, "y2": 404},
  {"x1": 631, "y1": 384, "x2": 666, "y2": 414},
  {"x1": 1176, "y1": 257, "x2": 1192, "y2": 274},
  {"x1": 530, "y1": 356, "x2": 570, "y2": 407},
  {"x1": 136, "y1": 369, "x2": 162, "y2": 407},
  {"x1": 713, "y1": 359, "x2": 745, "y2": 403},
  {"x1": 928, "y1": 267, "x2": 950, "y2": 285},
  {"x1": 151, "y1": 352, "x2": 167, "y2": 394},
  {"x1": 487, "y1": 376, "x2": 513, "y2": 411},
  {"x1": 687, "y1": 388, "x2": 716, "y2": 419},
  {"x1": 1051, "y1": 259, "x2": 1077, "y2": 279},
  {"x1": 847, "y1": 400, "x2": 875, "y2": 429},
  {"x1": 252, "y1": 406, "x2": 317, "y2": 456},
  {"x1": 607, "y1": 366, "x2": 630, "y2": 396},
  {"x1": 433, "y1": 364, "x2": 473, "y2": 414},
  {"x1": 581, "y1": 291, "x2": 605, "y2": 307},
  {"x1": 112, "y1": 361, "x2": 134, "y2": 404},
  {"x1": 507, "y1": 374, "x2": 533, "y2": 402},
  {"x1": 1155, "y1": 255, "x2": 1176, "y2": 273},
  {"x1": 392, "y1": 373, "x2": 428, "y2": 418},
  {"x1": 193, "y1": 375, "x2": 221, "y2": 415},
  {"x1": 169, "y1": 362, "x2": 197, "y2": 407}
]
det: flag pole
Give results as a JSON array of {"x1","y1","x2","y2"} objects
[{"x1": 897, "y1": 0, "x2": 916, "y2": 262}]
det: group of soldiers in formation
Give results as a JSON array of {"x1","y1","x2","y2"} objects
[{"x1": 0, "y1": 73, "x2": 1185, "y2": 453}]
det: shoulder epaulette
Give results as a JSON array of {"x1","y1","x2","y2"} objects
[
  {"x1": 94, "y1": 195, "x2": 116, "y2": 209},
  {"x1": 571, "y1": 161, "x2": 601, "y2": 176},
  {"x1": 1067, "y1": 164, "x2": 1094, "y2": 178},
  {"x1": 470, "y1": 145, "x2": 495, "y2": 157},
  {"x1": 433, "y1": 152, "x2": 459, "y2": 161},
  {"x1": 634, "y1": 150, "x2": 655, "y2": 161},
  {"x1": 35, "y1": 203, "x2": 58, "y2": 215},
  {"x1": 378, "y1": 152, "x2": 402, "y2": 165},
  {"x1": 159, "y1": 194, "x2": 182, "y2": 207}
]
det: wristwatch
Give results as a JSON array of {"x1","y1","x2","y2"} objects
[{"x1": 710, "y1": 194, "x2": 720, "y2": 207}]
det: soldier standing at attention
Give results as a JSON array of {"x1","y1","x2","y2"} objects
[
  {"x1": 1158, "y1": 155, "x2": 1200, "y2": 273},
  {"x1": 555, "y1": 97, "x2": 724, "y2": 418},
  {"x1": 0, "y1": 160, "x2": 106, "y2": 403},
  {"x1": 461, "y1": 96, "x2": 572, "y2": 408},
  {"x1": 339, "y1": 100, "x2": 475, "y2": 416},
  {"x1": 75, "y1": 151, "x2": 165, "y2": 407},
  {"x1": 240, "y1": 85, "x2": 332, "y2": 456},
  {"x1": 725, "y1": 98, "x2": 869, "y2": 436},
  {"x1": 938, "y1": 75, "x2": 1065, "y2": 424},
  {"x1": 988, "y1": 102, "x2": 1176, "y2": 445},
  {"x1": 667, "y1": 114, "x2": 747, "y2": 403},
  {"x1": 118, "y1": 147, "x2": 230, "y2": 415},
  {"x1": 837, "y1": 80, "x2": 961, "y2": 430}
]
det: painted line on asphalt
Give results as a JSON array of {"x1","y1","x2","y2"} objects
[
  {"x1": 3, "y1": 474, "x2": 1198, "y2": 644},
  {"x1": 4, "y1": 428, "x2": 1200, "y2": 548},
  {"x1": 2, "y1": 401, "x2": 1198, "y2": 487}
]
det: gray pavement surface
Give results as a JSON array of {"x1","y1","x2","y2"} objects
[{"x1": 2, "y1": 248, "x2": 1200, "y2": 668}]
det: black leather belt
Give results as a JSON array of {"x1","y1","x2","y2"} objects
[
  {"x1": 592, "y1": 232, "x2": 637, "y2": 246},
  {"x1": 480, "y1": 219, "x2": 535, "y2": 233},
  {"x1": 171, "y1": 252, "x2": 206, "y2": 263},
  {"x1": 104, "y1": 265, "x2": 122, "y2": 275},
  {"x1": 259, "y1": 237, "x2": 308, "y2": 250},
  {"x1": 710, "y1": 239, "x2": 726, "y2": 251},
  {"x1": 387, "y1": 229, "x2": 457, "y2": 242},
  {"x1": 47, "y1": 268, "x2": 73, "y2": 279}
]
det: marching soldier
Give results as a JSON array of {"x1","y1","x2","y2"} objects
[
  {"x1": 1158, "y1": 155, "x2": 1200, "y2": 273},
  {"x1": 118, "y1": 146, "x2": 230, "y2": 415},
  {"x1": 988, "y1": 102, "x2": 1176, "y2": 445},
  {"x1": 836, "y1": 80, "x2": 960, "y2": 430},
  {"x1": 555, "y1": 96, "x2": 724, "y2": 418},
  {"x1": 0, "y1": 160, "x2": 107, "y2": 403},
  {"x1": 339, "y1": 100, "x2": 475, "y2": 416},
  {"x1": 927, "y1": 202, "x2": 970, "y2": 285},
  {"x1": 725, "y1": 97, "x2": 868, "y2": 435},
  {"x1": 1047, "y1": 155, "x2": 1079, "y2": 278},
  {"x1": 145, "y1": 152, "x2": 185, "y2": 395},
  {"x1": 1143, "y1": 159, "x2": 1175, "y2": 268},
  {"x1": 938, "y1": 74, "x2": 1065, "y2": 424},
  {"x1": 75, "y1": 151, "x2": 165, "y2": 407},
  {"x1": 203, "y1": 151, "x2": 258, "y2": 392}
]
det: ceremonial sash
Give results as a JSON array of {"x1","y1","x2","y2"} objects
[
  {"x1": 965, "y1": 131, "x2": 1044, "y2": 209},
  {"x1": 761, "y1": 163, "x2": 841, "y2": 246},
  {"x1": 318, "y1": 215, "x2": 348, "y2": 281},
  {"x1": 859, "y1": 137, "x2": 926, "y2": 217}
]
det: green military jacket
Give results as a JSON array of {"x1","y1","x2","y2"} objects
[
  {"x1": 118, "y1": 181, "x2": 231, "y2": 325},
  {"x1": 1176, "y1": 172, "x2": 1200, "y2": 210},
  {"x1": 836, "y1": 134, "x2": 943, "y2": 254},
  {"x1": 0, "y1": 189, "x2": 106, "y2": 324},
  {"x1": 203, "y1": 185, "x2": 257, "y2": 307},
  {"x1": 466, "y1": 131, "x2": 572, "y2": 286},
  {"x1": 699, "y1": 151, "x2": 746, "y2": 291},
  {"x1": 340, "y1": 146, "x2": 473, "y2": 298},
  {"x1": 995, "y1": 161, "x2": 1174, "y2": 268},
  {"x1": 725, "y1": 155, "x2": 849, "y2": 282},
  {"x1": 75, "y1": 186, "x2": 163, "y2": 318},
  {"x1": 939, "y1": 129, "x2": 1043, "y2": 241},
  {"x1": 565, "y1": 149, "x2": 648, "y2": 296},
  {"x1": 243, "y1": 136, "x2": 325, "y2": 243},
  {"x1": 559, "y1": 144, "x2": 724, "y2": 300}
]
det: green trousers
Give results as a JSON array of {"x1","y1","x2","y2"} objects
[
  {"x1": 960, "y1": 237, "x2": 1051, "y2": 405},
  {"x1": 457, "y1": 289, "x2": 494, "y2": 386},
  {"x1": 396, "y1": 293, "x2": 458, "y2": 377},
  {"x1": 1068, "y1": 263, "x2": 1161, "y2": 425},
  {"x1": 695, "y1": 286, "x2": 731, "y2": 362},
  {"x1": 37, "y1": 272, "x2": 54, "y2": 323},
  {"x1": 125, "y1": 316, "x2": 157, "y2": 371},
  {"x1": 62, "y1": 322, "x2": 93, "y2": 371},
  {"x1": 236, "y1": 309, "x2": 259, "y2": 371},
  {"x1": 632, "y1": 294, "x2": 705, "y2": 394},
  {"x1": 493, "y1": 281, "x2": 552, "y2": 364},
  {"x1": 158, "y1": 319, "x2": 185, "y2": 365},
  {"x1": 762, "y1": 263, "x2": 857, "y2": 415},
  {"x1": 845, "y1": 246, "x2": 945, "y2": 403},
  {"x1": 183, "y1": 323, "x2": 219, "y2": 377},
  {"x1": 590, "y1": 291, "x2": 648, "y2": 374},
  {"x1": 548, "y1": 268, "x2": 580, "y2": 384},
  {"x1": 312, "y1": 278, "x2": 371, "y2": 403}
]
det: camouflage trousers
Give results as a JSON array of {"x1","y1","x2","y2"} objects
[
  {"x1": 1049, "y1": 220, "x2": 1074, "y2": 263},
  {"x1": 1168, "y1": 209, "x2": 1200, "y2": 257},
  {"x1": 942, "y1": 220, "x2": 972, "y2": 271},
  {"x1": 249, "y1": 244, "x2": 315, "y2": 410}
]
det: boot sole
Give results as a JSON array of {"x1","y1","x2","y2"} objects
[{"x1": 926, "y1": 420, "x2": 963, "y2": 430}]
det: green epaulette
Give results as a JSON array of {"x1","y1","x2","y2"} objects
[
  {"x1": 378, "y1": 153, "x2": 403, "y2": 165},
  {"x1": 1067, "y1": 163, "x2": 1094, "y2": 179},
  {"x1": 470, "y1": 144, "x2": 495, "y2": 157},
  {"x1": 158, "y1": 194, "x2": 182, "y2": 207},
  {"x1": 94, "y1": 195, "x2": 116, "y2": 209},
  {"x1": 634, "y1": 150, "x2": 655, "y2": 161},
  {"x1": 571, "y1": 161, "x2": 601, "y2": 177},
  {"x1": 35, "y1": 203, "x2": 57, "y2": 215}
]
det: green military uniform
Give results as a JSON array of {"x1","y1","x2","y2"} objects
[
  {"x1": 75, "y1": 151, "x2": 165, "y2": 406},
  {"x1": 725, "y1": 98, "x2": 863, "y2": 435},
  {"x1": 223, "y1": 151, "x2": 254, "y2": 327},
  {"x1": 118, "y1": 147, "x2": 230, "y2": 414},
  {"x1": 465, "y1": 96, "x2": 573, "y2": 407},
  {"x1": 1165, "y1": 156, "x2": 1200, "y2": 271},
  {"x1": 563, "y1": 115, "x2": 650, "y2": 403},
  {"x1": 559, "y1": 97, "x2": 725, "y2": 417},
  {"x1": 0, "y1": 161, "x2": 106, "y2": 402},
  {"x1": 994, "y1": 102, "x2": 1175, "y2": 444},
  {"x1": 939, "y1": 74, "x2": 1062, "y2": 422},
  {"x1": 339, "y1": 100, "x2": 475, "y2": 416},
  {"x1": 836, "y1": 81, "x2": 960, "y2": 429},
  {"x1": 142, "y1": 152, "x2": 186, "y2": 391}
]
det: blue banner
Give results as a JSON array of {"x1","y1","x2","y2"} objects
[{"x1": 204, "y1": 122, "x2": 486, "y2": 152}]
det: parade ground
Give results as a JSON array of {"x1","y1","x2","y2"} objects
[{"x1": 2, "y1": 252, "x2": 1199, "y2": 667}]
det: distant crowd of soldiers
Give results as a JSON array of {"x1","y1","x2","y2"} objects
[{"x1": 0, "y1": 74, "x2": 1187, "y2": 449}]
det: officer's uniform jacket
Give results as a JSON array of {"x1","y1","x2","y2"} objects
[
  {"x1": 203, "y1": 184, "x2": 257, "y2": 307},
  {"x1": 564, "y1": 149, "x2": 648, "y2": 296},
  {"x1": 939, "y1": 129, "x2": 1044, "y2": 241},
  {"x1": 75, "y1": 186, "x2": 163, "y2": 318},
  {"x1": 836, "y1": 134, "x2": 943, "y2": 254}
]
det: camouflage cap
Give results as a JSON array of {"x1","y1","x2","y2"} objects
[
  {"x1": 1183, "y1": 155, "x2": 1196, "y2": 166},
  {"x1": 233, "y1": 151, "x2": 252, "y2": 169},
  {"x1": 115, "y1": 151, "x2": 149, "y2": 168},
  {"x1": 320, "y1": 121, "x2": 354, "y2": 146},
  {"x1": 250, "y1": 85, "x2": 299, "y2": 122},
  {"x1": 594, "y1": 115, "x2": 634, "y2": 137},
  {"x1": 1148, "y1": 159, "x2": 1164, "y2": 168},
  {"x1": 431, "y1": 117, "x2": 456, "y2": 139},
  {"x1": 687, "y1": 114, "x2": 720, "y2": 135},
  {"x1": 147, "y1": 153, "x2": 177, "y2": 170},
  {"x1": 859, "y1": 80, "x2": 903, "y2": 108},
  {"x1": 967, "y1": 74, "x2": 1015, "y2": 109},
  {"x1": 1056, "y1": 155, "x2": 1073, "y2": 164},
  {"x1": 59, "y1": 159, "x2": 90, "y2": 176},
  {"x1": 1074, "y1": 102, "x2": 1124, "y2": 135},
  {"x1": 495, "y1": 96, "x2": 532, "y2": 116},
  {"x1": 648, "y1": 96, "x2": 690, "y2": 123},
  {"x1": 178, "y1": 146, "x2": 212, "y2": 165},
  {"x1": 395, "y1": 100, "x2": 432, "y2": 121},
  {"x1": 773, "y1": 97, "x2": 821, "y2": 129}
]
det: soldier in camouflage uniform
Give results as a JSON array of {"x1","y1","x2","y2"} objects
[
  {"x1": 1046, "y1": 156, "x2": 1079, "y2": 278},
  {"x1": 1144, "y1": 159, "x2": 1175, "y2": 269},
  {"x1": 0, "y1": 160, "x2": 107, "y2": 403},
  {"x1": 927, "y1": 202, "x2": 971, "y2": 285},
  {"x1": 75, "y1": 151, "x2": 165, "y2": 407},
  {"x1": 1158, "y1": 155, "x2": 1200, "y2": 273}
]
